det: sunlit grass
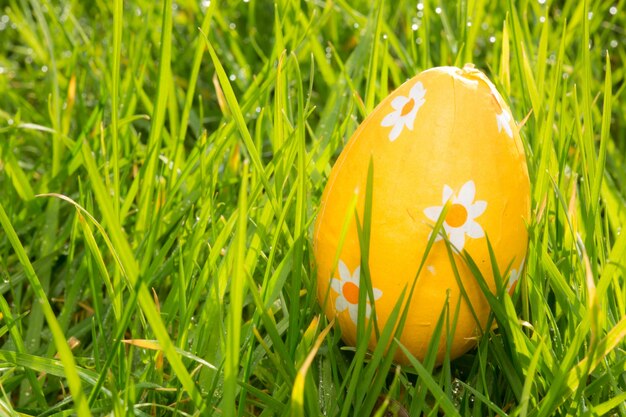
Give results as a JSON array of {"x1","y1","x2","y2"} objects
[{"x1": 0, "y1": 0, "x2": 625, "y2": 416}]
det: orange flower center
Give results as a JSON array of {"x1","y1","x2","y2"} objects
[
  {"x1": 446, "y1": 203, "x2": 468, "y2": 228},
  {"x1": 401, "y1": 98, "x2": 415, "y2": 116},
  {"x1": 343, "y1": 282, "x2": 360, "y2": 304}
]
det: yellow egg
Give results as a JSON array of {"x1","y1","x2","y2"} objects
[{"x1": 313, "y1": 64, "x2": 530, "y2": 364}]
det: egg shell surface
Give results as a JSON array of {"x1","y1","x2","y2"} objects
[{"x1": 313, "y1": 65, "x2": 530, "y2": 364}]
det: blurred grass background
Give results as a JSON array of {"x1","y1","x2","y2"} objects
[{"x1": 0, "y1": 0, "x2": 625, "y2": 415}]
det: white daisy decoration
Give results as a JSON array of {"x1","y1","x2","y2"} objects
[
  {"x1": 423, "y1": 180, "x2": 487, "y2": 252},
  {"x1": 380, "y1": 81, "x2": 426, "y2": 142},
  {"x1": 506, "y1": 258, "x2": 525, "y2": 293},
  {"x1": 330, "y1": 260, "x2": 383, "y2": 325},
  {"x1": 496, "y1": 109, "x2": 513, "y2": 138}
]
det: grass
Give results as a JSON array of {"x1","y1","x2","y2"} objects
[{"x1": 0, "y1": 0, "x2": 625, "y2": 415}]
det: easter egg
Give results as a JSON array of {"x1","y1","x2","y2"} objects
[{"x1": 313, "y1": 64, "x2": 530, "y2": 364}]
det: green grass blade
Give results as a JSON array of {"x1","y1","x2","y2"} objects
[
  {"x1": 397, "y1": 342, "x2": 461, "y2": 417},
  {"x1": 364, "y1": 0, "x2": 384, "y2": 114},
  {"x1": 222, "y1": 161, "x2": 250, "y2": 416},
  {"x1": 201, "y1": 30, "x2": 281, "y2": 219},
  {"x1": 590, "y1": 53, "x2": 612, "y2": 224},
  {"x1": 136, "y1": 0, "x2": 172, "y2": 233},
  {"x1": 110, "y1": 0, "x2": 122, "y2": 219},
  {"x1": 0, "y1": 203, "x2": 92, "y2": 416},
  {"x1": 75, "y1": 140, "x2": 205, "y2": 410}
]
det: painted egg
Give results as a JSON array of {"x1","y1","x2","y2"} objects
[{"x1": 314, "y1": 64, "x2": 530, "y2": 364}]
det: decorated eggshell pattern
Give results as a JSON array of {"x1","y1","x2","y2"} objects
[{"x1": 314, "y1": 65, "x2": 530, "y2": 364}]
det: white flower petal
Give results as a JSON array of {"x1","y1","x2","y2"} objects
[
  {"x1": 415, "y1": 97, "x2": 426, "y2": 113},
  {"x1": 442, "y1": 185, "x2": 454, "y2": 204},
  {"x1": 427, "y1": 180, "x2": 488, "y2": 251},
  {"x1": 348, "y1": 304, "x2": 359, "y2": 324},
  {"x1": 391, "y1": 96, "x2": 409, "y2": 110},
  {"x1": 506, "y1": 276, "x2": 516, "y2": 292},
  {"x1": 449, "y1": 230, "x2": 466, "y2": 251},
  {"x1": 381, "y1": 111, "x2": 400, "y2": 128},
  {"x1": 330, "y1": 278, "x2": 342, "y2": 294},
  {"x1": 372, "y1": 288, "x2": 383, "y2": 300},
  {"x1": 338, "y1": 260, "x2": 350, "y2": 281},
  {"x1": 389, "y1": 122, "x2": 404, "y2": 141},
  {"x1": 470, "y1": 200, "x2": 487, "y2": 218},
  {"x1": 465, "y1": 220, "x2": 485, "y2": 239},
  {"x1": 352, "y1": 266, "x2": 361, "y2": 284},
  {"x1": 332, "y1": 263, "x2": 383, "y2": 324},
  {"x1": 507, "y1": 257, "x2": 525, "y2": 291},
  {"x1": 405, "y1": 111, "x2": 418, "y2": 130},
  {"x1": 409, "y1": 81, "x2": 426, "y2": 99},
  {"x1": 336, "y1": 295, "x2": 348, "y2": 312},
  {"x1": 423, "y1": 205, "x2": 443, "y2": 222},
  {"x1": 457, "y1": 181, "x2": 476, "y2": 205},
  {"x1": 427, "y1": 231, "x2": 444, "y2": 242},
  {"x1": 365, "y1": 303, "x2": 372, "y2": 319},
  {"x1": 381, "y1": 111, "x2": 400, "y2": 127},
  {"x1": 507, "y1": 271, "x2": 519, "y2": 292},
  {"x1": 441, "y1": 223, "x2": 453, "y2": 237},
  {"x1": 382, "y1": 84, "x2": 426, "y2": 142}
]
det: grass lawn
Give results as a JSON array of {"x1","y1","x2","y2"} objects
[{"x1": 1, "y1": 0, "x2": 625, "y2": 415}]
